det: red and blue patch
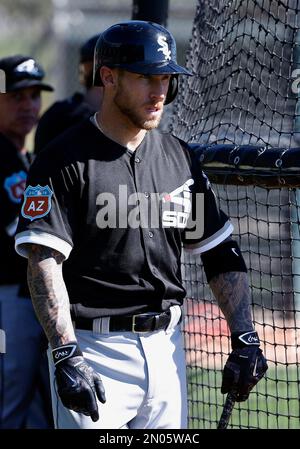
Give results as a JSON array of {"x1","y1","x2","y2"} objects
[
  {"x1": 4, "y1": 170, "x2": 27, "y2": 203},
  {"x1": 21, "y1": 185, "x2": 53, "y2": 221}
]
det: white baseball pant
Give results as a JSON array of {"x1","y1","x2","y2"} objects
[{"x1": 47, "y1": 305, "x2": 187, "y2": 429}]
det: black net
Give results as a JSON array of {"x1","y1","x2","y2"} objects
[
  {"x1": 182, "y1": 171, "x2": 300, "y2": 429},
  {"x1": 170, "y1": 0, "x2": 300, "y2": 429},
  {"x1": 171, "y1": 0, "x2": 300, "y2": 148}
]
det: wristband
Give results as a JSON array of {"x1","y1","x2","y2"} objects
[
  {"x1": 52, "y1": 341, "x2": 83, "y2": 366},
  {"x1": 231, "y1": 331, "x2": 260, "y2": 349},
  {"x1": 201, "y1": 240, "x2": 247, "y2": 283}
]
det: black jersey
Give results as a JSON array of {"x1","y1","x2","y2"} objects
[
  {"x1": 0, "y1": 133, "x2": 30, "y2": 293},
  {"x1": 15, "y1": 118, "x2": 233, "y2": 317},
  {"x1": 34, "y1": 92, "x2": 95, "y2": 155}
]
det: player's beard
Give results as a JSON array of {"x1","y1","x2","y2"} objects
[{"x1": 113, "y1": 81, "x2": 163, "y2": 130}]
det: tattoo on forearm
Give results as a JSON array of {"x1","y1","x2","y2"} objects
[
  {"x1": 209, "y1": 271, "x2": 253, "y2": 332},
  {"x1": 27, "y1": 244, "x2": 76, "y2": 347}
]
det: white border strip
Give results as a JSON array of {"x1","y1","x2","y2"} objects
[
  {"x1": 184, "y1": 221, "x2": 234, "y2": 255},
  {"x1": 15, "y1": 230, "x2": 72, "y2": 260}
]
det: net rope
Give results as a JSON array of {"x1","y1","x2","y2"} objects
[
  {"x1": 171, "y1": 0, "x2": 300, "y2": 148},
  {"x1": 182, "y1": 183, "x2": 300, "y2": 429}
]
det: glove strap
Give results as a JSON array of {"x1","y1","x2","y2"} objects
[
  {"x1": 231, "y1": 331, "x2": 260, "y2": 349},
  {"x1": 52, "y1": 341, "x2": 83, "y2": 366}
]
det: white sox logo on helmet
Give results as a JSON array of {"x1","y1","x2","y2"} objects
[{"x1": 157, "y1": 35, "x2": 171, "y2": 61}]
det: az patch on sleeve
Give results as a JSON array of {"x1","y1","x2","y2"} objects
[{"x1": 21, "y1": 185, "x2": 53, "y2": 221}]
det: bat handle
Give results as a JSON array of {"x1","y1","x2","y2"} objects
[{"x1": 217, "y1": 391, "x2": 237, "y2": 429}]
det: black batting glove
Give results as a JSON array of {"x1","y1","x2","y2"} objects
[
  {"x1": 221, "y1": 331, "x2": 268, "y2": 402},
  {"x1": 52, "y1": 342, "x2": 106, "y2": 422}
]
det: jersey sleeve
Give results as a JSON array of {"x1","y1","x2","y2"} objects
[
  {"x1": 182, "y1": 168, "x2": 234, "y2": 254},
  {"x1": 15, "y1": 151, "x2": 79, "y2": 260}
]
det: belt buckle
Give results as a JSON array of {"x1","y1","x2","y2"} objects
[{"x1": 132, "y1": 313, "x2": 152, "y2": 334}]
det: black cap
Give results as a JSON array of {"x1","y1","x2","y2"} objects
[
  {"x1": 80, "y1": 34, "x2": 102, "y2": 63},
  {"x1": 0, "y1": 55, "x2": 54, "y2": 93}
]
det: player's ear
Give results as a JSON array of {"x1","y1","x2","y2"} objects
[{"x1": 99, "y1": 66, "x2": 115, "y2": 87}]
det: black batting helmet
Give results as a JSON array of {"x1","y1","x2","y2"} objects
[{"x1": 93, "y1": 20, "x2": 193, "y2": 104}]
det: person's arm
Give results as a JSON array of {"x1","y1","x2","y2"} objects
[
  {"x1": 27, "y1": 243, "x2": 106, "y2": 421},
  {"x1": 27, "y1": 243, "x2": 75, "y2": 347},
  {"x1": 208, "y1": 270, "x2": 268, "y2": 402},
  {"x1": 209, "y1": 271, "x2": 253, "y2": 333}
]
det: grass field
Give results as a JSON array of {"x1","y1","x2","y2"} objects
[{"x1": 187, "y1": 364, "x2": 300, "y2": 429}]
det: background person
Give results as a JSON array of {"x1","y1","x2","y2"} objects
[
  {"x1": 34, "y1": 34, "x2": 103, "y2": 155},
  {"x1": 0, "y1": 54, "x2": 54, "y2": 428}
]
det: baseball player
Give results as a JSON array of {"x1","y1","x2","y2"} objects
[
  {"x1": 34, "y1": 34, "x2": 103, "y2": 155},
  {"x1": 15, "y1": 21, "x2": 267, "y2": 429},
  {"x1": 0, "y1": 55, "x2": 54, "y2": 428}
]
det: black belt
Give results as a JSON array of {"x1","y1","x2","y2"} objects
[{"x1": 74, "y1": 310, "x2": 175, "y2": 333}]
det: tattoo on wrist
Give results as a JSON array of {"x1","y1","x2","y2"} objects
[
  {"x1": 209, "y1": 271, "x2": 253, "y2": 332},
  {"x1": 27, "y1": 244, "x2": 76, "y2": 347}
]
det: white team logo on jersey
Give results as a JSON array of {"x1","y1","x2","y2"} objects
[
  {"x1": 157, "y1": 35, "x2": 171, "y2": 61},
  {"x1": 95, "y1": 180, "x2": 204, "y2": 238},
  {"x1": 162, "y1": 179, "x2": 194, "y2": 228}
]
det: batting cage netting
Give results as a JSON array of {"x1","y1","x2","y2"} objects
[{"x1": 169, "y1": 0, "x2": 300, "y2": 429}]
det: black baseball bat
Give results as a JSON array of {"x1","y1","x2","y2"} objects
[{"x1": 217, "y1": 392, "x2": 236, "y2": 429}]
